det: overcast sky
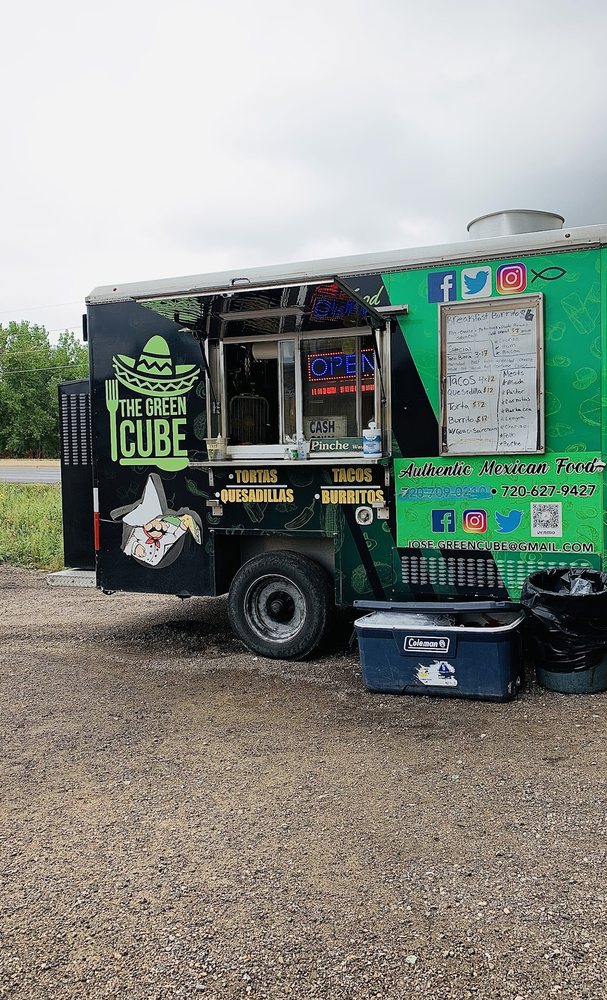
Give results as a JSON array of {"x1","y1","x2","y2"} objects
[{"x1": 2, "y1": 0, "x2": 606, "y2": 345}]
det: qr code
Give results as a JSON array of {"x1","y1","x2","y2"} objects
[{"x1": 531, "y1": 502, "x2": 562, "y2": 537}]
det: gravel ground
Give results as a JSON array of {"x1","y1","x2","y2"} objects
[{"x1": 1, "y1": 565, "x2": 607, "y2": 999}]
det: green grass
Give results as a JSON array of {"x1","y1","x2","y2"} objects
[{"x1": 0, "y1": 484, "x2": 64, "y2": 571}]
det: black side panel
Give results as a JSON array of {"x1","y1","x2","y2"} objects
[
  {"x1": 389, "y1": 324, "x2": 440, "y2": 458},
  {"x1": 89, "y1": 301, "x2": 213, "y2": 597},
  {"x1": 59, "y1": 380, "x2": 95, "y2": 569}
]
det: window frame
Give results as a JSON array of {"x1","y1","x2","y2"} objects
[{"x1": 205, "y1": 325, "x2": 387, "y2": 460}]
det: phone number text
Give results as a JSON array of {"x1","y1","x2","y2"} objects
[{"x1": 501, "y1": 484, "x2": 596, "y2": 497}]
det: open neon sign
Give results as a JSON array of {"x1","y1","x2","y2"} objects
[{"x1": 307, "y1": 349, "x2": 374, "y2": 382}]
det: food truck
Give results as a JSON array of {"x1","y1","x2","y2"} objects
[{"x1": 64, "y1": 209, "x2": 607, "y2": 659}]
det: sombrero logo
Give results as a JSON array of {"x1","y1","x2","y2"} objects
[{"x1": 105, "y1": 335, "x2": 200, "y2": 472}]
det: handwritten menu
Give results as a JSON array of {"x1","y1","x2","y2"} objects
[{"x1": 441, "y1": 304, "x2": 541, "y2": 454}]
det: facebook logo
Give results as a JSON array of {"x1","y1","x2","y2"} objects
[
  {"x1": 431, "y1": 509, "x2": 456, "y2": 532},
  {"x1": 428, "y1": 270, "x2": 457, "y2": 303}
]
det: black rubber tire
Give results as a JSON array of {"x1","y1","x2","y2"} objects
[{"x1": 227, "y1": 551, "x2": 332, "y2": 660}]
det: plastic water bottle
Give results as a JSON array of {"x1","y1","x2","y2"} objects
[{"x1": 297, "y1": 435, "x2": 307, "y2": 460}]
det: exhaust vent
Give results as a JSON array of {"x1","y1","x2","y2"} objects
[{"x1": 467, "y1": 209, "x2": 564, "y2": 240}]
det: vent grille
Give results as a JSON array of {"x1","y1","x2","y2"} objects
[
  {"x1": 401, "y1": 552, "x2": 503, "y2": 590},
  {"x1": 400, "y1": 552, "x2": 592, "y2": 596},
  {"x1": 60, "y1": 392, "x2": 90, "y2": 467}
]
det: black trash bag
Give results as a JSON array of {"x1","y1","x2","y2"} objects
[{"x1": 521, "y1": 569, "x2": 607, "y2": 673}]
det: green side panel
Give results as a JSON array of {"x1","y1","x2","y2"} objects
[
  {"x1": 383, "y1": 248, "x2": 602, "y2": 455},
  {"x1": 395, "y1": 454, "x2": 603, "y2": 557},
  {"x1": 379, "y1": 248, "x2": 605, "y2": 598}
]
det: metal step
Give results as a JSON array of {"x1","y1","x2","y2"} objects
[{"x1": 47, "y1": 569, "x2": 96, "y2": 588}]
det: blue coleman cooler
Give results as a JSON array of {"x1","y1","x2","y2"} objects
[{"x1": 354, "y1": 601, "x2": 524, "y2": 701}]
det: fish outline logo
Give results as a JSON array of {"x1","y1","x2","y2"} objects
[
  {"x1": 531, "y1": 266, "x2": 567, "y2": 283},
  {"x1": 461, "y1": 266, "x2": 492, "y2": 299},
  {"x1": 495, "y1": 510, "x2": 524, "y2": 533}
]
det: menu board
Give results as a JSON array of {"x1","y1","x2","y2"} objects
[{"x1": 439, "y1": 296, "x2": 544, "y2": 455}]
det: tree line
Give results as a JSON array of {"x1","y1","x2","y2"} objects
[{"x1": 0, "y1": 321, "x2": 89, "y2": 457}]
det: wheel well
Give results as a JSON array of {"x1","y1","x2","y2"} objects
[{"x1": 213, "y1": 535, "x2": 334, "y2": 595}]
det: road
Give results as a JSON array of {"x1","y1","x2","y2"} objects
[
  {"x1": 1, "y1": 565, "x2": 607, "y2": 1000},
  {"x1": 0, "y1": 464, "x2": 60, "y2": 483}
]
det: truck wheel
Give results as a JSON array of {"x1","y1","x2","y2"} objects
[{"x1": 228, "y1": 551, "x2": 332, "y2": 660}]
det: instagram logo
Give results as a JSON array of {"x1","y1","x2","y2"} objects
[
  {"x1": 496, "y1": 262, "x2": 527, "y2": 294},
  {"x1": 463, "y1": 509, "x2": 487, "y2": 533}
]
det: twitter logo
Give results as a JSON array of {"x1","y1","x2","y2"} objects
[
  {"x1": 495, "y1": 510, "x2": 523, "y2": 533},
  {"x1": 461, "y1": 266, "x2": 492, "y2": 299}
]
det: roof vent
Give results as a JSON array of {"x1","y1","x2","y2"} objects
[{"x1": 467, "y1": 209, "x2": 565, "y2": 240}]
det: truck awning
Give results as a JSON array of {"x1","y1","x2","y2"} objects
[{"x1": 136, "y1": 277, "x2": 387, "y2": 338}]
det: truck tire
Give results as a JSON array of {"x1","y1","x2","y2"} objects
[{"x1": 227, "y1": 551, "x2": 332, "y2": 660}]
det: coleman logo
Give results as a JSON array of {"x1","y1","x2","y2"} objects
[
  {"x1": 104, "y1": 336, "x2": 200, "y2": 472},
  {"x1": 403, "y1": 635, "x2": 451, "y2": 653}
]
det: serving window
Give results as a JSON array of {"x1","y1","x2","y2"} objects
[
  {"x1": 204, "y1": 281, "x2": 387, "y2": 459},
  {"x1": 207, "y1": 326, "x2": 382, "y2": 458},
  {"x1": 139, "y1": 278, "x2": 389, "y2": 461}
]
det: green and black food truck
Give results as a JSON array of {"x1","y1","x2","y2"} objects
[{"x1": 71, "y1": 209, "x2": 607, "y2": 658}]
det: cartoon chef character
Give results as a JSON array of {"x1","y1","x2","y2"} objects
[{"x1": 113, "y1": 474, "x2": 202, "y2": 570}]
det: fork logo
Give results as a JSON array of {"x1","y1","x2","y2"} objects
[{"x1": 105, "y1": 336, "x2": 200, "y2": 472}]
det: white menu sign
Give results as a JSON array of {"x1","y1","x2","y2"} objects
[{"x1": 440, "y1": 298, "x2": 543, "y2": 455}]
